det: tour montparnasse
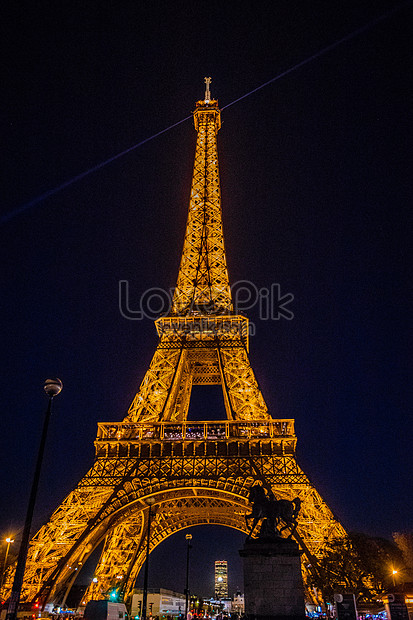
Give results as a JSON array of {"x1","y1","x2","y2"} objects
[{"x1": 2, "y1": 80, "x2": 345, "y2": 608}]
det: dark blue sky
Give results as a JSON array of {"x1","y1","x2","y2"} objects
[{"x1": 1, "y1": 0, "x2": 412, "y2": 597}]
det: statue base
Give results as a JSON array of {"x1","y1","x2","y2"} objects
[{"x1": 239, "y1": 537, "x2": 306, "y2": 620}]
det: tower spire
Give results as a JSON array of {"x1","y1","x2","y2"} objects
[
  {"x1": 204, "y1": 76, "x2": 212, "y2": 102},
  {"x1": 171, "y1": 79, "x2": 232, "y2": 316}
]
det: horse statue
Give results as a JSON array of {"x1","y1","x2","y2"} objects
[
  {"x1": 244, "y1": 483, "x2": 268, "y2": 537},
  {"x1": 245, "y1": 482, "x2": 301, "y2": 540}
]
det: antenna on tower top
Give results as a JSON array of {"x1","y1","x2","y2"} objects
[{"x1": 204, "y1": 77, "x2": 212, "y2": 102}]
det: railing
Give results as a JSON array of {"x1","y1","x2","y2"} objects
[
  {"x1": 155, "y1": 315, "x2": 249, "y2": 348},
  {"x1": 96, "y1": 419, "x2": 295, "y2": 442}
]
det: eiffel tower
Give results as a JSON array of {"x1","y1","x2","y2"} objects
[{"x1": 2, "y1": 79, "x2": 345, "y2": 608}]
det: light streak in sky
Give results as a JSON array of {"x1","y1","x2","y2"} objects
[
  {"x1": 1, "y1": 116, "x2": 192, "y2": 225},
  {"x1": 1, "y1": 1, "x2": 411, "y2": 226}
]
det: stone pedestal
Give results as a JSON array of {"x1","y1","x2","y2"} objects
[{"x1": 239, "y1": 538, "x2": 305, "y2": 620}]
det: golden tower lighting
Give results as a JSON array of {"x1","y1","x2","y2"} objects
[{"x1": 1, "y1": 80, "x2": 345, "y2": 608}]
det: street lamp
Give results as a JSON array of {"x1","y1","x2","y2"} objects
[
  {"x1": 184, "y1": 534, "x2": 192, "y2": 620},
  {"x1": 392, "y1": 569, "x2": 398, "y2": 588},
  {"x1": 6, "y1": 378, "x2": 63, "y2": 620},
  {"x1": 1, "y1": 538, "x2": 14, "y2": 592},
  {"x1": 141, "y1": 497, "x2": 155, "y2": 620}
]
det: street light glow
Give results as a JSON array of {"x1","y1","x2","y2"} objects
[{"x1": 1, "y1": 537, "x2": 16, "y2": 592}]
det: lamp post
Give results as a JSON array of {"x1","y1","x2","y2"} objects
[
  {"x1": 141, "y1": 497, "x2": 155, "y2": 620},
  {"x1": 392, "y1": 569, "x2": 398, "y2": 588},
  {"x1": 1, "y1": 538, "x2": 14, "y2": 592},
  {"x1": 184, "y1": 534, "x2": 192, "y2": 620},
  {"x1": 6, "y1": 378, "x2": 63, "y2": 620}
]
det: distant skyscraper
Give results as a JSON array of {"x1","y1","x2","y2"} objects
[{"x1": 215, "y1": 561, "x2": 228, "y2": 599}]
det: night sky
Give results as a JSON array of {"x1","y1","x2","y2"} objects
[{"x1": 1, "y1": 0, "x2": 412, "y2": 599}]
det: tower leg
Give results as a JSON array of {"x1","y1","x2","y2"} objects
[
  {"x1": 83, "y1": 515, "x2": 145, "y2": 604},
  {"x1": 126, "y1": 341, "x2": 186, "y2": 423},
  {"x1": 218, "y1": 346, "x2": 269, "y2": 420}
]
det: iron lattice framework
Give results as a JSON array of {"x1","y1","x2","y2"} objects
[{"x1": 1, "y1": 82, "x2": 345, "y2": 607}]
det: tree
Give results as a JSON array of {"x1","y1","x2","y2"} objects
[
  {"x1": 393, "y1": 532, "x2": 413, "y2": 581},
  {"x1": 307, "y1": 532, "x2": 406, "y2": 606}
]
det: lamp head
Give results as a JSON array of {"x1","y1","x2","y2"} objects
[{"x1": 44, "y1": 378, "x2": 63, "y2": 398}]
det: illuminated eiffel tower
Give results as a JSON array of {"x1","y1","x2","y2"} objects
[{"x1": 2, "y1": 79, "x2": 345, "y2": 607}]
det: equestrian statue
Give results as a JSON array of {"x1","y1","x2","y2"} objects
[{"x1": 245, "y1": 482, "x2": 301, "y2": 541}]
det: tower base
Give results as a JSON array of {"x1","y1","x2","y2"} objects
[{"x1": 239, "y1": 538, "x2": 305, "y2": 620}]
